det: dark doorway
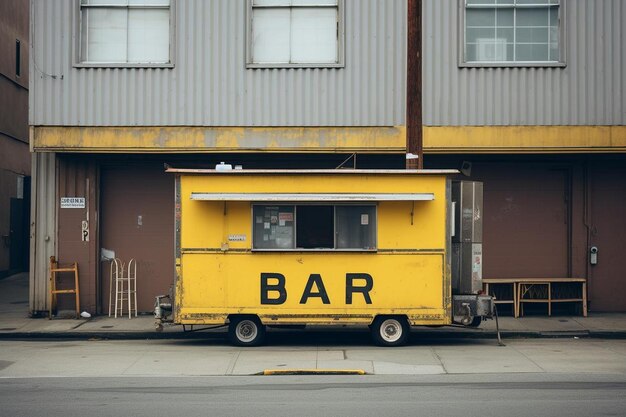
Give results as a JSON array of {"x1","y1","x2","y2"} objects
[{"x1": 9, "y1": 176, "x2": 30, "y2": 272}]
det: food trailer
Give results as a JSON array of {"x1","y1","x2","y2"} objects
[{"x1": 155, "y1": 168, "x2": 494, "y2": 346}]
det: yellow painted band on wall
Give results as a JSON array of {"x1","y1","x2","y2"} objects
[
  {"x1": 31, "y1": 126, "x2": 406, "y2": 153},
  {"x1": 262, "y1": 369, "x2": 366, "y2": 375},
  {"x1": 423, "y1": 125, "x2": 626, "y2": 153},
  {"x1": 31, "y1": 125, "x2": 626, "y2": 154}
]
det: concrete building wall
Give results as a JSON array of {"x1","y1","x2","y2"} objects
[
  {"x1": 420, "y1": 0, "x2": 626, "y2": 312},
  {"x1": 27, "y1": 0, "x2": 626, "y2": 315},
  {"x1": 423, "y1": 0, "x2": 626, "y2": 126},
  {"x1": 0, "y1": 0, "x2": 30, "y2": 276},
  {"x1": 30, "y1": 0, "x2": 406, "y2": 127}
]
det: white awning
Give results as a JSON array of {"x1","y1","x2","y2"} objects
[{"x1": 190, "y1": 193, "x2": 435, "y2": 202}]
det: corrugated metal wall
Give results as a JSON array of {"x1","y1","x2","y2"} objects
[
  {"x1": 29, "y1": 152, "x2": 56, "y2": 314},
  {"x1": 30, "y1": 0, "x2": 406, "y2": 127},
  {"x1": 424, "y1": 0, "x2": 626, "y2": 126}
]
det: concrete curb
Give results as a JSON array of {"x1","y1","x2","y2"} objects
[{"x1": 1, "y1": 329, "x2": 625, "y2": 341}]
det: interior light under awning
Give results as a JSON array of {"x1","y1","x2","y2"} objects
[{"x1": 190, "y1": 193, "x2": 435, "y2": 202}]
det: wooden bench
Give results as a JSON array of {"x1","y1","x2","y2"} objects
[
  {"x1": 483, "y1": 278, "x2": 587, "y2": 318},
  {"x1": 517, "y1": 278, "x2": 587, "y2": 317},
  {"x1": 483, "y1": 278, "x2": 519, "y2": 317}
]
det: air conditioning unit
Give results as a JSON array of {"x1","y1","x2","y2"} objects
[{"x1": 476, "y1": 38, "x2": 507, "y2": 61}]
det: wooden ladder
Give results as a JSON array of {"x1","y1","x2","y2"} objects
[{"x1": 49, "y1": 256, "x2": 80, "y2": 319}]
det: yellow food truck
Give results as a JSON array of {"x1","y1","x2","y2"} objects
[{"x1": 155, "y1": 168, "x2": 494, "y2": 346}]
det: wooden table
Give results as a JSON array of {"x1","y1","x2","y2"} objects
[
  {"x1": 483, "y1": 278, "x2": 587, "y2": 318},
  {"x1": 483, "y1": 278, "x2": 519, "y2": 318},
  {"x1": 517, "y1": 278, "x2": 587, "y2": 317}
]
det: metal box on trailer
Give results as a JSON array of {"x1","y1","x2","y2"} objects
[{"x1": 451, "y1": 181, "x2": 484, "y2": 295}]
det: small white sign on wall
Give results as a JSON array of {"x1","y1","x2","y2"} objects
[
  {"x1": 60, "y1": 197, "x2": 85, "y2": 208},
  {"x1": 228, "y1": 234, "x2": 247, "y2": 242}
]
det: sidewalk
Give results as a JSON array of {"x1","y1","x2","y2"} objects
[{"x1": 2, "y1": 272, "x2": 626, "y2": 340}]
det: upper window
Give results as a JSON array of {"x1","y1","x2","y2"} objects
[
  {"x1": 248, "y1": 0, "x2": 344, "y2": 68},
  {"x1": 462, "y1": 0, "x2": 562, "y2": 66},
  {"x1": 79, "y1": 0, "x2": 172, "y2": 66},
  {"x1": 252, "y1": 205, "x2": 376, "y2": 251}
]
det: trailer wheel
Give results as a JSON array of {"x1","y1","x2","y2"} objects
[
  {"x1": 371, "y1": 316, "x2": 409, "y2": 346},
  {"x1": 229, "y1": 316, "x2": 265, "y2": 346}
]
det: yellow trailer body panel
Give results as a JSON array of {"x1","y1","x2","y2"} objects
[
  {"x1": 174, "y1": 170, "x2": 453, "y2": 327},
  {"x1": 179, "y1": 252, "x2": 447, "y2": 325}
]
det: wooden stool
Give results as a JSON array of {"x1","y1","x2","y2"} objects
[{"x1": 49, "y1": 256, "x2": 80, "y2": 319}]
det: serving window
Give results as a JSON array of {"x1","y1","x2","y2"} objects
[{"x1": 252, "y1": 204, "x2": 376, "y2": 251}]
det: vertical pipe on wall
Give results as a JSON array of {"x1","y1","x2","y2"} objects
[
  {"x1": 28, "y1": 153, "x2": 37, "y2": 315},
  {"x1": 582, "y1": 159, "x2": 592, "y2": 310},
  {"x1": 29, "y1": 152, "x2": 57, "y2": 315},
  {"x1": 565, "y1": 167, "x2": 573, "y2": 278},
  {"x1": 406, "y1": 0, "x2": 423, "y2": 169}
]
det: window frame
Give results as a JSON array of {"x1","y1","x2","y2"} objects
[
  {"x1": 251, "y1": 203, "x2": 377, "y2": 252},
  {"x1": 73, "y1": 0, "x2": 176, "y2": 69},
  {"x1": 246, "y1": 0, "x2": 345, "y2": 69},
  {"x1": 458, "y1": 0, "x2": 567, "y2": 68}
]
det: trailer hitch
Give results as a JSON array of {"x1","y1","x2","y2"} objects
[
  {"x1": 460, "y1": 303, "x2": 473, "y2": 325},
  {"x1": 154, "y1": 295, "x2": 173, "y2": 332}
]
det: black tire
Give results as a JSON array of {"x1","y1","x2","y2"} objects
[
  {"x1": 468, "y1": 316, "x2": 483, "y2": 328},
  {"x1": 228, "y1": 316, "x2": 266, "y2": 346},
  {"x1": 371, "y1": 316, "x2": 410, "y2": 347}
]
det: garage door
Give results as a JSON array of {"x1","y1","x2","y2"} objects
[{"x1": 100, "y1": 163, "x2": 175, "y2": 313}]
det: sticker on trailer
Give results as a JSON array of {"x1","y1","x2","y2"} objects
[{"x1": 278, "y1": 212, "x2": 293, "y2": 222}]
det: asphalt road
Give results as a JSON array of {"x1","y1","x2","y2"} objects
[
  {"x1": 1, "y1": 337, "x2": 625, "y2": 416},
  {"x1": 1, "y1": 375, "x2": 625, "y2": 417}
]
